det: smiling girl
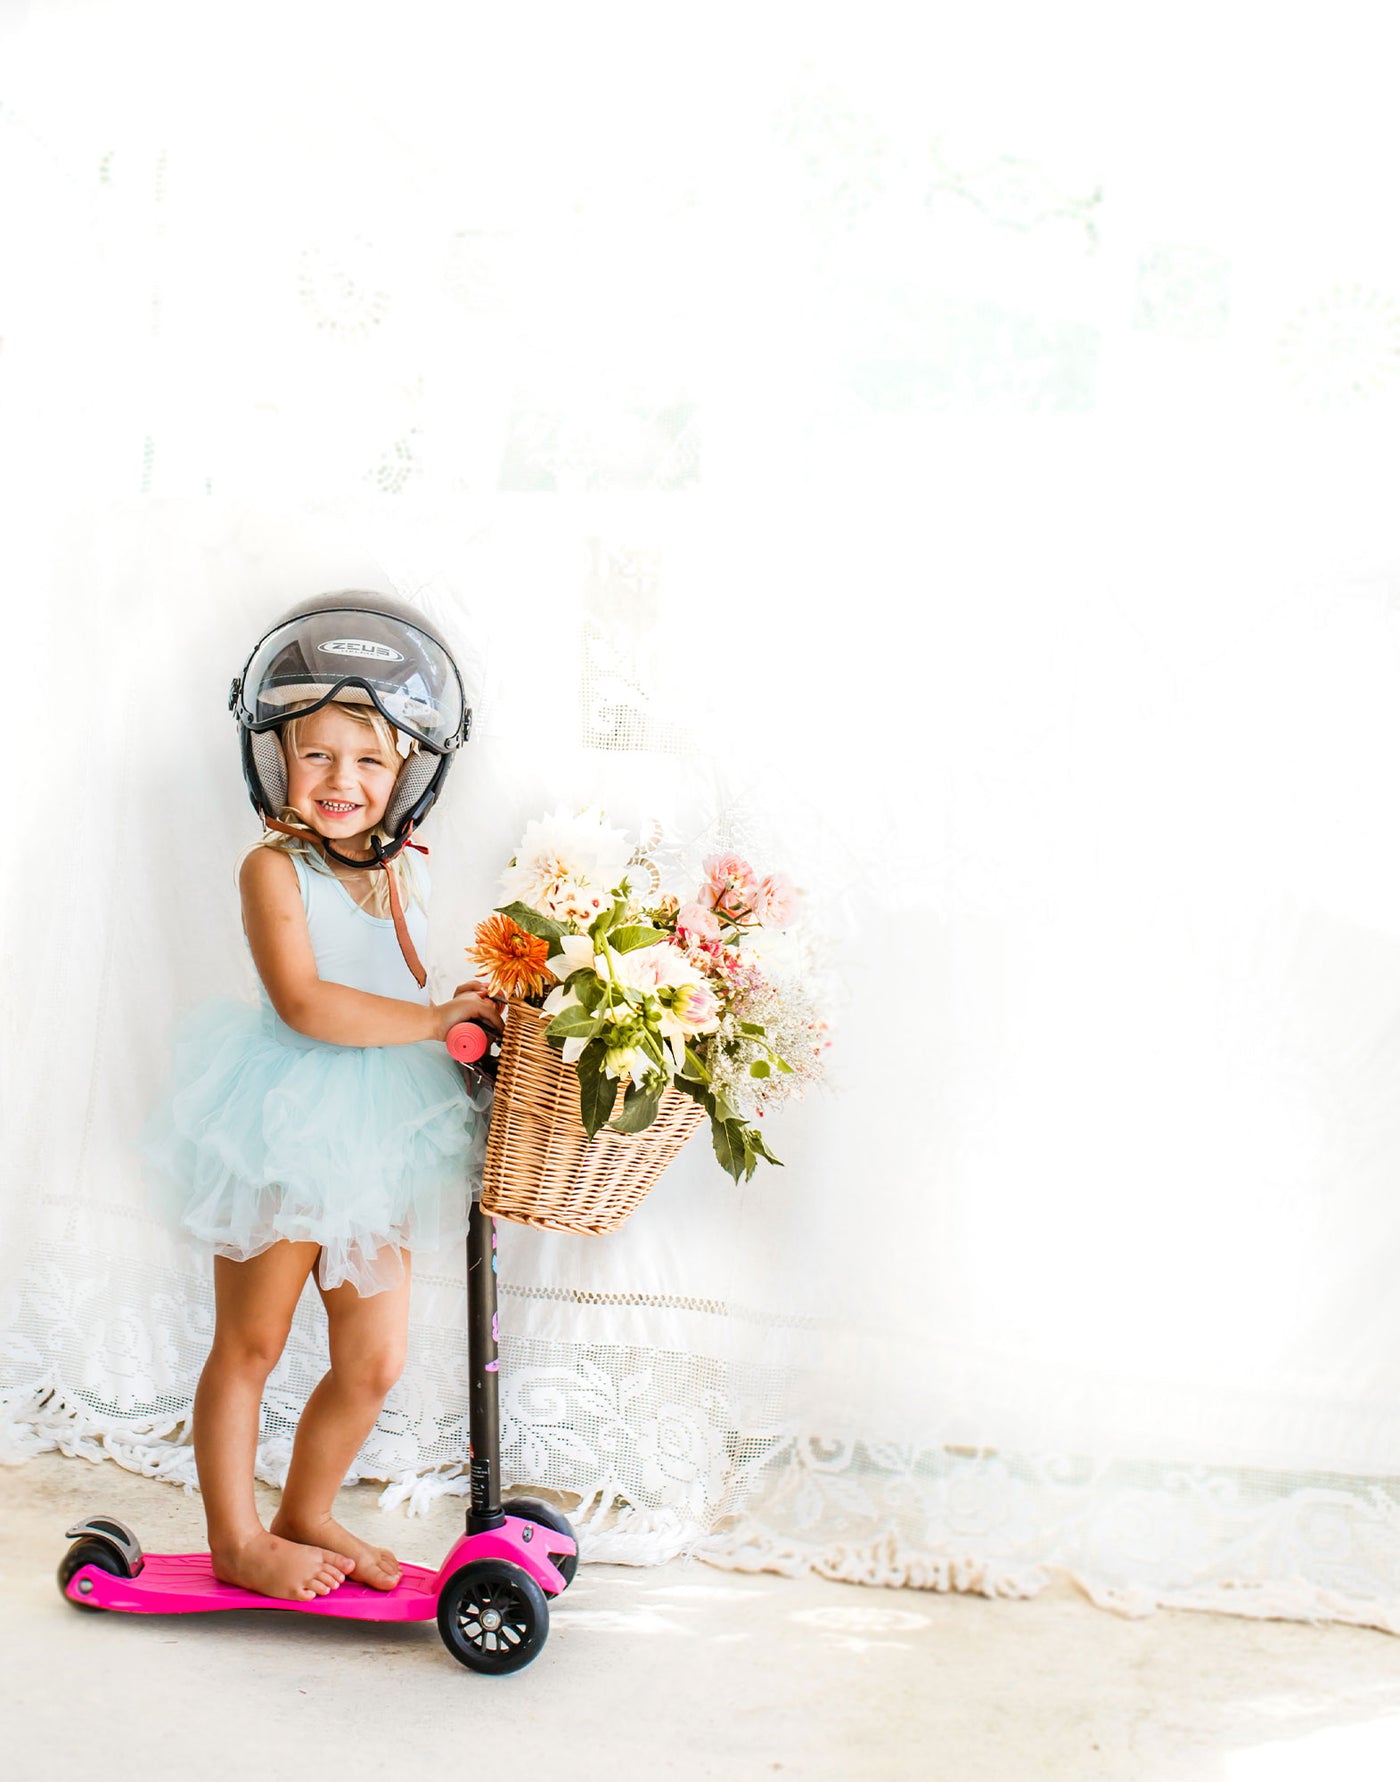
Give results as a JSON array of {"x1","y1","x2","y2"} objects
[{"x1": 141, "y1": 596, "x2": 502, "y2": 1609}]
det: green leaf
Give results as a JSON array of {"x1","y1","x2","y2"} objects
[
  {"x1": 610, "y1": 924, "x2": 663, "y2": 953},
  {"x1": 711, "y1": 1089, "x2": 740, "y2": 1124},
  {"x1": 749, "y1": 1059, "x2": 771, "y2": 1078},
  {"x1": 546, "y1": 1005, "x2": 597, "y2": 1041},
  {"x1": 710, "y1": 1116, "x2": 745, "y2": 1182},
  {"x1": 497, "y1": 901, "x2": 564, "y2": 945},
  {"x1": 608, "y1": 1081, "x2": 664, "y2": 1135},
  {"x1": 589, "y1": 903, "x2": 619, "y2": 945},
  {"x1": 680, "y1": 1045, "x2": 711, "y2": 1084},
  {"x1": 738, "y1": 1021, "x2": 766, "y2": 1037},
  {"x1": 671, "y1": 1074, "x2": 712, "y2": 1113},
  {"x1": 575, "y1": 1046, "x2": 619, "y2": 1138},
  {"x1": 566, "y1": 974, "x2": 601, "y2": 1012},
  {"x1": 748, "y1": 1127, "x2": 783, "y2": 1168}
]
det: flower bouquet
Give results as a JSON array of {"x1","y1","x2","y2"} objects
[{"x1": 465, "y1": 806, "x2": 828, "y2": 1233}]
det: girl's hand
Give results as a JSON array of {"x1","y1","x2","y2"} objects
[{"x1": 433, "y1": 980, "x2": 505, "y2": 1042}]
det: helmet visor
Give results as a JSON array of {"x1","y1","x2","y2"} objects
[{"x1": 238, "y1": 606, "x2": 465, "y2": 751}]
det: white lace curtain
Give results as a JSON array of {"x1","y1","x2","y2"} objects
[{"x1": 7, "y1": 0, "x2": 1400, "y2": 1635}]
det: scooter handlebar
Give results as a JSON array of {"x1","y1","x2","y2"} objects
[{"x1": 445, "y1": 1021, "x2": 492, "y2": 1065}]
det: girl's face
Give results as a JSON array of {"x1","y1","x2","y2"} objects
[{"x1": 283, "y1": 704, "x2": 401, "y2": 853}]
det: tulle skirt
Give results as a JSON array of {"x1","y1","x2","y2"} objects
[{"x1": 140, "y1": 996, "x2": 492, "y2": 1297}]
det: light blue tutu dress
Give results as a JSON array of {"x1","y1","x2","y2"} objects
[{"x1": 141, "y1": 846, "x2": 491, "y2": 1298}]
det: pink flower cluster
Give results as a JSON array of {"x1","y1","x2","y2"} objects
[{"x1": 674, "y1": 854, "x2": 798, "y2": 940}]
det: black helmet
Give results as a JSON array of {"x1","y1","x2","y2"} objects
[{"x1": 230, "y1": 590, "x2": 471, "y2": 868}]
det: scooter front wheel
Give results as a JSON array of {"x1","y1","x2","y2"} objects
[
  {"x1": 437, "y1": 1559, "x2": 549, "y2": 1675},
  {"x1": 506, "y1": 1497, "x2": 579, "y2": 1589},
  {"x1": 58, "y1": 1538, "x2": 132, "y2": 1610}
]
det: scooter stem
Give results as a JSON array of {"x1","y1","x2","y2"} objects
[{"x1": 466, "y1": 1197, "x2": 505, "y2": 1535}]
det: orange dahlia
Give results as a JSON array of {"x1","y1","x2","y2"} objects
[{"x1": 468, "y1": 913, "x2": 553, "y2": 1001}]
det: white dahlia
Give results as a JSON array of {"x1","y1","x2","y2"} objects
[{"x1": 499, "y1": 806, "x2": 634, "y2": 926}]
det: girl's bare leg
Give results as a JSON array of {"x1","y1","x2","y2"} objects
[
  {"x1": 197, "y1": 1242, "x2": 359, "y2": 1601},
  {"x1": 270, "y1": 1247, "x2": 411, "y2": 1591}
]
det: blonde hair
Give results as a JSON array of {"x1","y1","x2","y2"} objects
[{"x1": 250, "y1": 698, "x2": 426, "y2": 918}]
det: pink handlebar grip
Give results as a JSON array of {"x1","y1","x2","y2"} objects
[{"x1": 446, "y1": 1022, "x2": 490, "y2": 1065}]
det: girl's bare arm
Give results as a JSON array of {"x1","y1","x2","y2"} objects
[{"x1": 239, "y1": 848, "x2": 502, "y2": 1046}]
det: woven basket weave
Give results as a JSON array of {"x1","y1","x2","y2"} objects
[{"x1": 480, "y1": 1000, "x2": 706, "y2": 1235}]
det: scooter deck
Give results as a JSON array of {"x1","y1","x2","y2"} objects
[
  {"x1": 65, "y1": 1519, "x2": 575, "y2": 1619},
  {"x1": 69, "y1": 1552, "x2": 444, "y2": 1621}
]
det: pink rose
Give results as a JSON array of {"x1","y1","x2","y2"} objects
[
  {"x1": 676, "y1": 900, "x2": 722, "y2": 941},
  {"x1": 755, "y1": 871, "x2": 798, "y2": 927},
  {"x1": 701, "y1": 852, "x2": 761, "y2": 923}
]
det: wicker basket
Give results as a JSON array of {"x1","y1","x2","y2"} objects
[{"x1": 480, "y1": 1000, "x2": 706, "y2": 1234}]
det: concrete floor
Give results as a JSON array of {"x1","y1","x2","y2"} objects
[{"x1": 6, "y1": 1452, "x2": 1400, "y2": 1781}]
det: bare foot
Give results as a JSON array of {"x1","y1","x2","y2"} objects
[
  {"x1": 269, "y1": 1509, "x2": 402, "y2": 1591},
  {"x1": 210, "y1": 1528, "x2": 357, "y2": 1602}
]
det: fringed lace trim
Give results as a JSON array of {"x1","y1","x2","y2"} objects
[{"x1": 11, "y1": 1380, "x2": 1400, "y2": 1635}]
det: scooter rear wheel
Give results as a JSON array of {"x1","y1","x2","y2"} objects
[
  {"x1": 437, "y1": 1559, "x2": 549, "y2": 1674},
  {"x1": 58, "y1": 1538, "x2": 131, "y2": 1610}
]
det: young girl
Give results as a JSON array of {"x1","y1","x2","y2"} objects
[{"x1": 142, "y1": 594, "x2": 502, "y2": 1605}]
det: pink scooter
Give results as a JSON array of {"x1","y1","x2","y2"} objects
[{"x1": 57, "y1": 1022, "x2": 578, "y2": 1675}]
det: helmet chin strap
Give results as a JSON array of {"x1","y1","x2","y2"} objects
[{"x1": 262, "y1": 814, "x2": 431, "y2": 990}]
